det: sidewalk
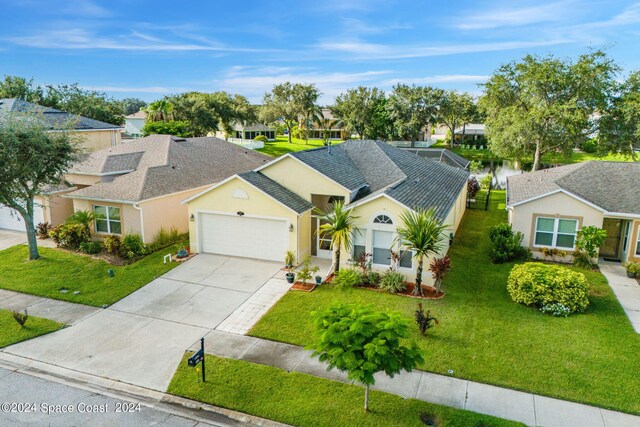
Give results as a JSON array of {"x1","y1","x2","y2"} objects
[
  {"x1": 0, "y1": 289, "x2": 99, "y2": 325},
  {"x1": 193, "y1": 330, "x2": 640, "y2": 427},
  {"x1": 599, "y1": 261, "x2": 640, "y2": 333}
]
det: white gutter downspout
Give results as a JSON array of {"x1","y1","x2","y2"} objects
[{"x1": 133, "y1": 203, "x2": 145, "y2": 243}]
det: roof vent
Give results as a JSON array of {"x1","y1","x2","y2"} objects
[{"x1": 414, "y1": 178, "x2": 420, "y2": 183}]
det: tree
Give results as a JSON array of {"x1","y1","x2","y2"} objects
[
  {"x1": 316, "y1": 201, "x2": 358, "y2": 273},
  {"x1": 0, "y1": 113, "x2": 79, "y2": 260},
  {"x1": 387, "y1": 84, "x2": 442, "y2": 144},
  {"x1": 296, "y1": 85, "x2": 320, "y2": 144},
  {"x1": 438, "y1": 91, "x2": 477, "y2": 146},
  {"x1": 395, "y1": 209, "x2": 448, "y2": 297},
  {"x1": 332, "y1": 87, "x2": 385, "y2": 139},
  {"x1": 260, "y1": 82, "x2": 316, "y2": 144},
  {"x1": 144, "y1": 100, "x2": 175, "y2": 122},
  {"x1": 120, "y1": 98, "x2": 147, "y2": 116},
  {"x1": 366, "y1": 96, "x2": 392, "y2": 140},
  {"x1": 599, "y1": 71, "x2": 640, "y2": 160},
  {"x1": 0, "y1": 75, "x2": 44, "y2": 103},
  {"x1": 141, "y1": 120, "x2": 190, "y2": 137},
  {"x1": 314, "y1": 109, "x2": 342, "y2": 146},
  {"x1": 479, "y1": 51, "x2": 619, "y2": 171},
  {"x1": 308, "y1": 303, "x2": 424, "y2": 411},
  {"x1": 43, "y1": 84, "x2": 126, "y2": 125}
]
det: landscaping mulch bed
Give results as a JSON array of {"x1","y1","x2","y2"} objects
[
  {"x1": 290, "y1": 281, "x2": 316, "y2": 292},
  {"x1": 356, "y1": 282, "x2": 445, "y2": 300}
]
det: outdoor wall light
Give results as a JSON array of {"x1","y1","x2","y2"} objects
[
  {"x1": 189, "y1": 214, "x2": 195, "y2": 222},
  {"x1": 289, "y1": 224, "x2": 294, "y2": 232},
  {"x1": 237, "y1": 211, "x2": 245, "y2": 216}
]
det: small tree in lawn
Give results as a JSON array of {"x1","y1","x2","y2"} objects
[
  {"x1": 316, "y1": 201, "x2": 359, "y2": 273},
  {"x1": 308, "y1": 303, "x2": 424, "y2": 411},
  {"x1": 0, "y1": 113, "x2": 79, "y2": 260},
  {"x1": 395, "y1": 209, "x2": 448, "y2": 297},
  {"x1": 574, "y1": 226, "x2": 607, "y2": 268}
]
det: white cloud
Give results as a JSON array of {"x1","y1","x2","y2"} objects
[{"x1": 454, "y1": 1, "x2": 573, "y2": 30}]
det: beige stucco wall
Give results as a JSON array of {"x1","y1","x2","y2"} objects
[
  {"x1": 74, "y1": 130, "x2": 122, "y2": 152},
  {"x1": 186, "y1": 177, "x2": 301, "y2": 260},
  {"x1": 65, "y1": 173, "x2": 104, "y2": 187},
  {"x1": 71, "y1": 199, "x2": 141, "y2": 238},
  {"x1": 509, "y1": 192, "x2": 604, "y2": 257},
  {"x1": 298, "y1": 210, "x2": 312, "y2": 260},
  {"x1": 37, "y1": 193, "x2": 74, "y2": 226},
  {"x1": 261, "y1": 156, "x2": 351, "y2": 202},
  {"x1": 139, "y1": 187, "x2": 207, "y2": 243}
]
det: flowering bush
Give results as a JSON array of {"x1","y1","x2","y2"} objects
[{"x1": 540, "y1": 303, "x2": 571, "y2": 317}]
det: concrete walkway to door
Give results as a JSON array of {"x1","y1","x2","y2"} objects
[{"x1": 599, "y1": 260, "x2": 640, "y2": 333}]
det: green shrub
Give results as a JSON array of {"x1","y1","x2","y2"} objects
[
  {"x1": 103, "y1": 235, "x2": 122, "y2": 255},
  {"x1": 580, "y1": 139, "x2": 598, "y2": 153},
  {"x1": 507, "y1": 263, "x2": 590, "y2": 314},
  {"x1": 574, "y1": 226, "x2": 607, "y2": 268},
  {"x1": 489, "y1": 223, "x2": 530, "y2": 263},
  {"x1": 48, "y1": 223, "x2": 90, "y2": 250},
  {"x1": 253, "y1": 134, "x2": 268, "y2": 142},
  {"x1": 121, "y1": 234, "x2": 146, "y2": 259},
  {"x1": 332, "y1": 268, "x2": 361, "y2": 289},
  {"x1": 379, "y1": 271, "x2": 406, "y2": 294},
  {"x1": 79, "y1": 241, "x2": 102, "y2": 254},
  {"x1": 362, "y1": 271, "x2": 382, "y2": 286}
]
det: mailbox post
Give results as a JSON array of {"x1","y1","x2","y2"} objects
[{"x1": 188, "y1": 337, "x2": 205, "y2": 382}]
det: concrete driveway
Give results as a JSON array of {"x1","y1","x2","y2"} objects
[
  {"x1": 0, "y1": 229, "x2": 56, "y2": 250},
  {"x1": 3, "y1": 254, "x2": 283, "y2": 391}
]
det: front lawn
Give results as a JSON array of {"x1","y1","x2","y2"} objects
[
  {"x1": 0, "y1": 309, "x2": 63, "y2": 348},
  {"x1": 250, "y1": 190, "x2": 640, "y2": 414},
  {"x1": 0, "y1": 244, "x2": 182, "y2": 307},
  {"x1": 256, "y1": 136, "x2": 339, "y2": 157},
  {"x1": 168, "y1": 354, "x2": 521, "y2": 427}
]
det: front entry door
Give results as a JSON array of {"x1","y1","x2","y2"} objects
[
  {"x1": 316, "y1": 218, "x2": 333, "y2": 259},
  {"x1": 600, "y1": 219, "x2": 623, "y2": 260},
  {"x1": 621, "y1": 220, "x2": 632, "y2": 262}
]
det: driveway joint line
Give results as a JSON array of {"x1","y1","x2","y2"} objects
[
  {"x1": 160, "y1": 277, "x2": 254, "y2": 295},
  {"x1": 105, "y1": 307, "x2": 212, "y2": 330}
]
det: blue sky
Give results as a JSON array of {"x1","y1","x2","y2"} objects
[{"x1": 1, "y1": 0, "x2": 639, "y2": 104}]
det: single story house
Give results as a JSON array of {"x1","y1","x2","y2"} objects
[
  {"x1": 183, "y1": 140, "x2": 469, "y2": 284},
  {"x1": 124, "y1": 110, "x2": 146, "y2": 139},
  {"x1": 506, "y1": 161, "x2": 640, "y2": 264},
  {"x1": 0, "y1": 98, "x2": 123, "y2": 151},
  {"x1": 62, "y1": 135, "x2": 270, "y2": 243},
  {"x1": 0, "y1": 98, "x2": 124, "y2": 231}
]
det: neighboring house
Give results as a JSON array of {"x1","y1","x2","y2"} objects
[
  {"x1": 454, "y1": 123, "x2": 485, "y2": 143},
  {"x1": 506, "y1": 161, "x2": 640, "y2": 264},
  {"x1": 62, "y1": 135, "x2": 270, "y2": 243},
  {"x1": 124, "y1": 110, "x2": 146, "y2": 139},
  {"x1": 0, "y1": 98, "x2": 123, "y2": 151},
  {"x1": 215, "y1": 122, "x2": 276, "y2": 147},
  {"x1": 302, "y1": 108, "x2": 345, "y2": 140},
  {"x1": 0, "y1": 98, "x2": 124, "y2": 231},
  {"x1": 183, "y1": 140, "x2": 469, "y2": 284}
]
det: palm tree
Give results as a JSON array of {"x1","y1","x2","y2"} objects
[
  {"x1": 314, "y1": 110, "x2": 343, "y2": 147},
  {"x1": 144, "y1": 100, "x2": 174, "y2": 122},
  {"x1": 395, "y1": 208, "x2": 448, "y2": 296},
  {"x1": 316, "y1": 201, "x2": 358, "y2": 273},
  {"x1": 66, "y1": 210, "x2": 96, "y2": 232}
]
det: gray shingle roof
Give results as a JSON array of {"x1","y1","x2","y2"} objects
[
  {"x1": 239, "y1": 172, "x2": 313, "y2": 213},
  {"x1": 67, "y1": 135, "x2": 271, "y2": 202},
  {"x1": 506, "y1": 161, "x2": 640, "y2": 215},
  {"x1": 289, "y1": 140, "x2": 469, "y2": 220},
  {"x1": 0, "y1": 98, "x2": 122, "y2": 130}
]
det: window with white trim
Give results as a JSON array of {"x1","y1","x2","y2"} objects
[
  {"x1": 353, "y1": 230, "x2": 366, "y2": 261},
  {"x1": 373, "y1": 214, "x2": 393, "y2": 224},
  {"x1": 372, "y1": 230, "x2": 393, "y2": 265},
  {"x1": 534, "y1": 217, "x2": 578, "y2": 249},
  {"x1": 398, "y1": 242, "x2": 413, "y2": 269},
  {"x1": 94, "y1": 205, "x2": 121, "y2": 234}
]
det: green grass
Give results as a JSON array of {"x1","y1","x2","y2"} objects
[
  {"x1": 0, "y1": 309, "x2": 63, "y2": 348},
  {"x1": 250, "y1": 190, "x2": 640, "y2": 415},
  {"x1": 0, "y1": 244, "x2": 182, "y2": 307},
  {"x1": 168, "y1": 354, "x2": 522, "y2": 427},
  {"x1": 431, "y1": 141, "x2": 635, "y2": 164},
  {"x1": 256, "y1": 136, "x2": 340, "y2": 157}
]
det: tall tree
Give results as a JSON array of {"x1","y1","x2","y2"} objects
[
  {"x1": 309, "y1": 303, "x2": 424, "y2": 411},
  {"x1": 479, "y1": 51, "x2": 619, "y2": 171},
  {"x1": 395, "y1": 209, "x2": 448, "y2": 297},
  {"x1": 438, "y1": 91, "x2": 477, "y2": 146},
  {"x1": 43, "y1": 84, "x2": 126, "y2": 126},
  {"x1": 599, "y1": 71, "x2": 640, "y2": 161},
  {"x1": 0, "y1": 75, "x2": 44, "y2": 103},
  {"x1": 296, "y1": 85, "x2": 320, "y2": 144},
  {"x1": 0, "y1": 113, "x2": 79, "y2": 260},
  {"x1": 387, "y1": 84, "x2": 442, "y2": 144},
  {"x1": 332, "y1": 87, "x2": 385, "y2": 139},
  {"x1": 144, "y1": 99, "x2": 175, "y2": 122},
  {"x1": 260, "y1": 82, "x2": 317, "y2": 144},
  {"x1": 120, "y1": 98, "x2": 147, "y2": 116}
]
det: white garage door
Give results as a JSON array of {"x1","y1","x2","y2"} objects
[
  {"x1": 200, "y1": 213, "x2": 288, "y2": 262},
  {"x1": 0, "y1": 204, "x2": 45, "y2": 231}
]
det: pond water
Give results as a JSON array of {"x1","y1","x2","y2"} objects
[{"x1": 473, "y1": 160, "x2": 559, "y2": 189}]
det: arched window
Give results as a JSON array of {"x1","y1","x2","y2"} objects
[
  {"x1": 232, "y1": 188, "x2": 249, "y2": 199},
  {"x1": 373, "y1": 214, "x2": 393, "y2": 225}
]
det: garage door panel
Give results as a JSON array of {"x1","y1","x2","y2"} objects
[
  {"x1": 200, "y1": 214, "x2": 288, "y2": 262},
  {"x1": 0, "y1": 204, "x2": 44, "y2": 231}
]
